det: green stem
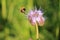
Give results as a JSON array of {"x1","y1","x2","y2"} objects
[
  {"x1": 36, "y1": 23, "x2": 39, "y2": 40},
  {"x1": 56, "y1": 24, "x2": 59, "y2": 40}
]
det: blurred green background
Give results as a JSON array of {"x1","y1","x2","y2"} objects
[{"x1": 0, "y1": 0, "x2": 59, "y2": 40}]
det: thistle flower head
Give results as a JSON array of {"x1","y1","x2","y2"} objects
[{"x1": 27, "y1": 9, "x2": 45, "y2": 26}]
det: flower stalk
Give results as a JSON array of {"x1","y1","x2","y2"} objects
[{"x1": 36, "y1": 22, "x2": 39, "y2": 40}]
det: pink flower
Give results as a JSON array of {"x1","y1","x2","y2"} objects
[{"x1": 27, "y1": 9, "x2": 45, "y2": 26}]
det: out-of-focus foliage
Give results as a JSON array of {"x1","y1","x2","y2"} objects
[{"x1": 0, "y1": 0, "x2": 59, "y2": 40}]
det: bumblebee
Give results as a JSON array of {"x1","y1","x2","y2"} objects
[{"x1": 20, "y1": 7, "x2": 26, "y2": 13}]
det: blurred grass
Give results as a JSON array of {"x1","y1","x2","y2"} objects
[
  {"x1": 2, "y1": 0, "x2": 7, "y2": 19},
  {"x1": 0, "y1": 0, "x2": 59, "y2": 40}
]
